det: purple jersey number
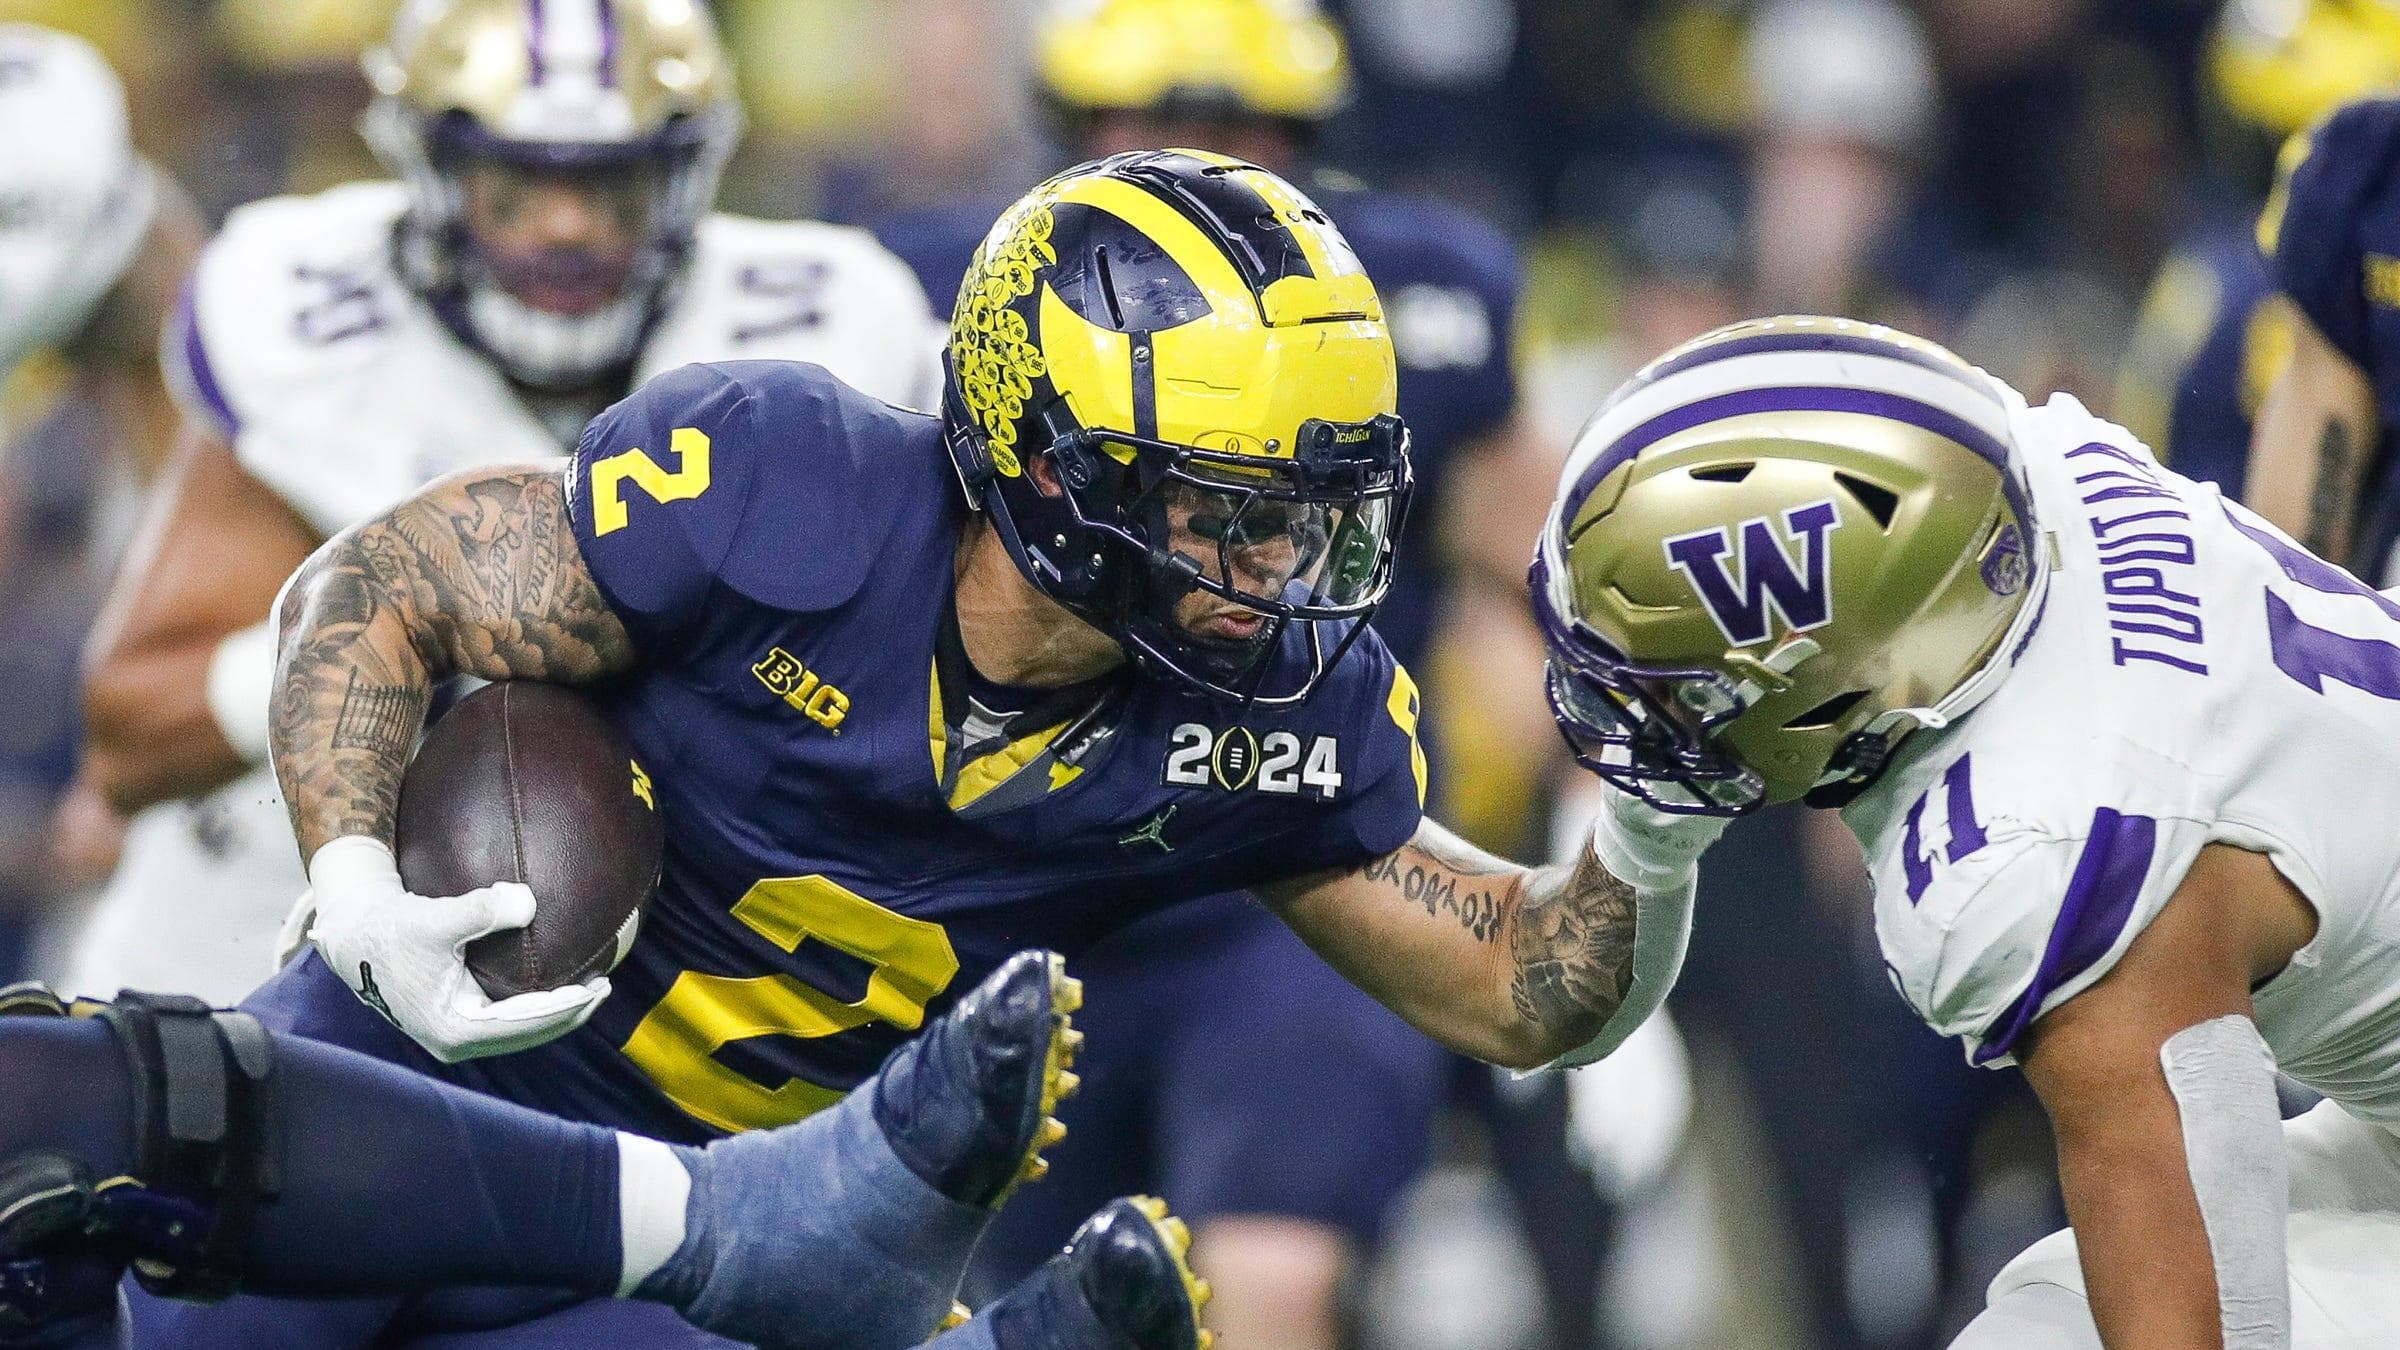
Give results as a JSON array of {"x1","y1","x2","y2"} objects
[{"x1": 2224, "y1": 502, "x2": 2400, "y2": 699}]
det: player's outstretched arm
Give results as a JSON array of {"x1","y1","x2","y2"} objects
[
  {"x1": 2246, "y1": 310, "x2": 2378, "y2": 563},
  {"x1": 2009, "y1": 844, "x2": 2315, "y2": 1350},
  {"x1": 1262, "y1": 802, "x2": 1702, "y2": 1070},
  {"x1": 271, "y1": 463, "x2": 634, "y2": 862},
  {"x1": 80, "y1": 424, "x2": 322, "y2": 814}
]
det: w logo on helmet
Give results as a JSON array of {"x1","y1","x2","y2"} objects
[{"x1": 1662, "y1": 499, "x2": 1844, "y2": 646}]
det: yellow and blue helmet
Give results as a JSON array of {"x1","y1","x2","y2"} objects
[
  {"x1": 945, "y1": 149, "x2": 1410, "y2": 704},
  {"x1": 1534, "y1": 317, "x2": 2048, "y2": 814},
  {"x1": 1035, "y1": 0, "x2": 1350, "y2": 126},
  {"x1": 2212, "y1": 0, "x2": 2400, "y2": 138},
  {"x1": 361, "y1": 0, "x2": 739, "y2": 390}
]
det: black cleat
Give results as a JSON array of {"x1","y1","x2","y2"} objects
[
  {"x1": 872, "y1": 949, "x2": 1083, "y2": 1210},
  {"x1": 953, "y1": 1196, "x2": 1214, "y2": 1350}
]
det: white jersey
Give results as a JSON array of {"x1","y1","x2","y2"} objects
[
  {"x1": 1845, "y1": 391, "x2": 2400, "y2": 1129},
  {"x1": 173, "y1": 180, "x2": 941, "y2": 535},
  {"x1": 63, "y1": 182, "x2": 941, "y2": 1004},
  {"x1": 0, "y1": 25, "x2": 156, "y2": 382}
]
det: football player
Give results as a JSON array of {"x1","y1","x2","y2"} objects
[
  {"x1": 234, "y1": 150, "x2": 1690, "y2": 1348},
  {"x1": 1539, "y1": 314, "x2": 2400, "y2": 1347},
  {"x1": 873, "y1": 5, "x2": 1561, "y2": 1336},
  {"x1": 0, "y1": 956, "x2": 1213, "y2": 1350},
  {"x1": 2113, "y1": 0, "x2": 2400, "y2": 498},
  {"x1": 66, "y1": 0, "x2": 940, "y2": 1006},
  {"x1": 2241, "y1": 28, "x2": 2400, "y2": 582}
]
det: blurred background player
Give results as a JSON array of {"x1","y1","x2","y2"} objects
[
  {"x1": 0, "y1": 24, "x2": 205, "y2": 978},
  {"x1": 2238, "y1": 4, "x2": 2400, "y2": 583},
  {"x1": 873, "y1": 6, "x2": 1624, "y2": 1346},
  {"x1": 2112, "y1": 0, "x2": 2400, "y2": 498},
  {"x1": 59, "y1": 0, "x2": 939, "y2": 1006}
]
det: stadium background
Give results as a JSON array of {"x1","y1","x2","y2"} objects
[{"x1": 0, "y1": 0, "x2": 2343, "y2": 1346}]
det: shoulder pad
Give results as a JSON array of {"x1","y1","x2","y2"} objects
[
  {"x1": 2263, "y1": 98, "x2": 2400, "y2": 363},
  {"x1": 571, "y1": 360, "x2": 950, "y2": 640},
  {"x1": 1868, "y1": 752, "x2": 2208, "y2": 1066},
  {"x1": 178, "y1": 184, "x2": 412, "y2": 433}
]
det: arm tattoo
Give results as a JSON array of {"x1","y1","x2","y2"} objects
[
  {"x1": 271, "y1": 466, "x2": 635, "y2": 858},
  {"x1": 2304, "y1": 419, "x2": 2355, "y2": 555},
  {"x1": 1506, "y1": 843, "x2": 1641, "y2": 1049},
  {"x1": 1355, "y1": 837, "x2": 1510, "y2": 943}
]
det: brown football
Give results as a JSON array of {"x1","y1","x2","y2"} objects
[{"x1": 395, "y1": 681, "x2": 663, "y2": 1000}]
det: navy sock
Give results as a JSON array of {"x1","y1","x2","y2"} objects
[{"x1": 0, "y1": 1017, "x2": 625, "y2": 1297}]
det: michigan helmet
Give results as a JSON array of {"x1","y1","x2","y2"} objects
[
  {"x1": 1036, "y1": 0, "x2": 1350, "y2": 125},
  {"x1": 945, "y1": 149, "x2": 1410, "y2": 705},
  {"x1": 2211, "y1": 0, "x2": 2400, "y2": 138},
  {"x1": 361, "y1": 0, "x2": 739, "y2": 391},
  {"x1": 1533, "y1": 316, "x2": 2048, "y2": 814}
]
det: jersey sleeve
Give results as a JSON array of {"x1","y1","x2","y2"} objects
[
  {"x1": 2263, "y1": 98, "x2": 2400, "y2": 365},
  {"x1": 0, "y1": 27, "x2": 155, "y2": 379},
  {"x1": 1268, "y1": 633, "x2": 1430, "y2": 876},
  {"x1": 567, "y1": 362, "x2": 767, "y2": 652},
  {"x1": 1871, "y1": 778, "x2": 2215, "y2": 1068}
]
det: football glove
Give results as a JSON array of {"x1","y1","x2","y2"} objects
[{"x1": 302, "y1": 836, "x2": 608, "y2": 1063}]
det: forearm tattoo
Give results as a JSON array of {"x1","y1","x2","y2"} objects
[
  {"x1": 2304, "y1": 419, "x2": 2355, "y2": 556},
  {"x1": 271, "y1": 468, "x2": 634, "y2": 858},
  {"x1": 1356, "y1": 840, "x2": 1509, "y2": 944},
  {"x1": 1506, "y1": 843, "x2": 1641, "y2": 1049}
]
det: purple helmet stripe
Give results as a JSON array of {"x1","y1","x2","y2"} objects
[
  {"x1": 596, "y1": 0, "x2": 618, "y2": 87},
  {"x1": 1565, "y1": 386, "x2": 2037, "y2": 550},
  {"x1": 526, "y1": 0, "x2": 548, "y2": 84},
  {"x1": 172, "y1": 281, "x2": 240, "y2": 436},
  {"x1": 1629, "y1": 330, "x2": 2006, "y2": 411},
  {"x1": 1570, "y1": 385, "x2": 2017, "y2": 514},
  {"x1": 1971, "y1": 808, "x2": 2156, "y2": 1064}
]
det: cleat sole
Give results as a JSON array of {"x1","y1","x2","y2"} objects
[
  {"x1": 994, "y1": 953, "x2": 1082, "y2": 1207},
  {"x1": 1123, "y1": 1195, "x2": 1213, "y2": 1350}
]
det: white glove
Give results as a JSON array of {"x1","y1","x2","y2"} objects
[
  {"x1": 303, "y1": 836, "x2": 609, "y2": 1064},
  {"x1": 1587, "y1": 780, "x2": 1728, "y2": 889}
]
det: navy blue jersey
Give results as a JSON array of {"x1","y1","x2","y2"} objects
[
  {"x1": 2264, "y1": 98, "x2": 2400, "y2": 576},
  {"x1": 873, "y1": 176, "x2": 1522, "y2": 673},
  {"x1": 2119, "y1": 217, "x2": 2288, "y2": 498},
  {"x1": 552, "y1": 360, "x2": 1426, "y2": 1137}
]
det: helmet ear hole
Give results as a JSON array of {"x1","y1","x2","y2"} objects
[
  {"x1": 1782, "y1": 688, "x2": 1870, "y2": 730},
  {"x1": 1835, "y1": 473, "x2": 1900, "y2": 529}
]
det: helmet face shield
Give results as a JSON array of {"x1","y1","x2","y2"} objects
[
  {"x1": 1047, "y1": 411, "x2": 1411, "y2": 702},
  {"x1": 1532, "y1": 552, "x2": 1766, "y2": 815}
]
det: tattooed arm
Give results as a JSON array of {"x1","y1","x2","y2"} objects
[
  {"x1": 1258, "y1": 818, "x2": 1642, "y2": 1069},
  {"x1": 2248, "y1": 307, "x2": 2379, "y2": 563},
  {"x1": 271, "y1": 463, "x2": 635, "y2": 860}
]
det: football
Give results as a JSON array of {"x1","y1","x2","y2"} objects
[{"x1": 395, "y1": 681, "x2": 663, "y2": 1000}]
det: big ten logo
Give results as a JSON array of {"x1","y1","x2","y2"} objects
[
  {"x1": 752, "y1": 648, "x2": 851, "y2": 731},
  {"x1": 1162, "y1": 723, "x2": 1343, "y2": 799}
]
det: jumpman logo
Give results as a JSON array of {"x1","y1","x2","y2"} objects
[{"x1": 1119, "y1": 805, "x2": 1177, "y2": 853}]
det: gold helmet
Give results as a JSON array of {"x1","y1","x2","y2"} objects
[
  {"x1": 361, "y1": 0, "x2": 739, "y2": 390},
  {"x1": 944, "y1": 149, "x2": 1410, "y2": 704},
  {"x1": 2212, "y1": 0, "x2": 2400, "y2": 138},
  {"x1": 1035, "y1": 0, "x2": 1350, "y2": 125},
  {"x1": 1533, "y1": 317, "x2": 2048, "y2": 814}
]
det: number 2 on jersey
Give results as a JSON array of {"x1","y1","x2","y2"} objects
[
  {"x1": 591, "y1": 425, "x2": 713, "y2": 536},
  {"x1": 622, "y1": 875, "x2": 959, "y2": 1133}
]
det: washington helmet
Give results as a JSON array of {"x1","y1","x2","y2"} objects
[
  {"x1": 361, "y1": 0, "x2": 739, "y2": 391},
  {"x1": 1534, "y1": 316, "x2": 2049, "y2": 813},
  {"x1": 944, "y1": 148, "x2": 1410, "y2": 704}
]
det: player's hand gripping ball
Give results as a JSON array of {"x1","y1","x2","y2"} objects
[{"x1": 396, "y1": 682, "x2": 664, "y2": 999}]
